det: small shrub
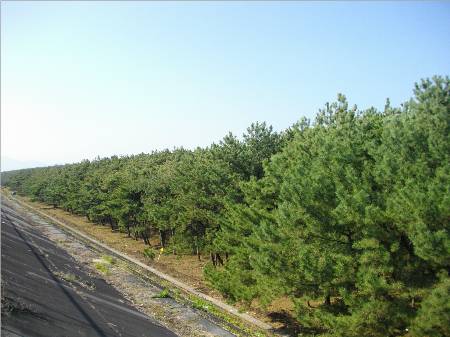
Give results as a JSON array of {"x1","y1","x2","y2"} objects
[
  {"x1": 152, "y1": 288, "x2": 170, "y2": 298},
  {"x1": 94, "y1": 262, "x2": 110, "y2": 275},
  {"x1": 191, "y1": 297, "x2": 210, "y2": 311},
  {"x1": 172, "y1": 288, "x2": 181, "y2": 299},
  {"x1": 101, "y1": 255, "x2": 116, "y2": 265},
  {"x1": 143, "y1": 247, "x2": 156, "y2": 260}
]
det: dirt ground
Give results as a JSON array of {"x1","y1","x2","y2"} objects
[{"x1": 16, "y1": 196, "x2": 297, "y2": 333}]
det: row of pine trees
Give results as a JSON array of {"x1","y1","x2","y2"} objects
[{"x1": 3, "y1": 77, "x2": 449, "y2": 337}]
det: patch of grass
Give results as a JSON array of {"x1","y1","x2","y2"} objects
[
  {"x1": 143, "y1": 247, "x2": 156, "y2": 260},
  {"x1": 186, "y1": 294, "x2": 271, "y2": 337},
  {"x1": 94, "y1": 262, "x2": 110, "y2": 275},
  {"x1": 101, "y1": 255, "x2": 116, "y2": 265},
  {"x1": 152, "y1": 288, "x2": 171, "y2": 299},
  {"x1": 191, "y1": 296, "x2": 211, "y2": 311},
  {"x1": 57, "y1": 272, "x2": 77, "y2": 283},
  {"x1": 172, "y1": 288, "x2": 181, "y2": 299},
  {"x1": 92, "y1": 255, "x2": 117, "y2": 275},
  {"x1": 55, "y1": 271, "x2": 96, "y2": 290}
]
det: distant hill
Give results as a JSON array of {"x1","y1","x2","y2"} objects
[{"x1": 1, "y1": 156, "x2": 48, "y2": 172}]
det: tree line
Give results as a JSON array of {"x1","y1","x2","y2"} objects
[{"x1": 3, "y1": 77, "x2": 449, "y2": 337}]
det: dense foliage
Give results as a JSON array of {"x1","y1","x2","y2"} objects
[{"x1": 3, "y1": 77, "x2": 449, "y2": 337}]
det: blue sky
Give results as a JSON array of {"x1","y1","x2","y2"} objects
[{"x1": 2, "y1": 1, "x2": 449, "y2": 170}]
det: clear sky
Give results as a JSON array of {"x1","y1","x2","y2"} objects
[{"x1": 2, "y1": 1, "x2": 449, "y2": 171}]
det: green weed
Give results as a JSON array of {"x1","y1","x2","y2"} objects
[
  {"x1": 152, "y1": 288, "x2": 171, "y2": 298},
  {"x1": 94, "y1": 262, "x2": 110, "y2": 275},
  {"x1": 143, "y1": 247, "x2": 156, "y2": 260},
  {"x1": 101, "y1": 255, "x2": 116, "y2": 265}
]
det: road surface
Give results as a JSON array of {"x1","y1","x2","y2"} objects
[{"x1": 1, "y1": 201, "x2": 178, "y2": 337}]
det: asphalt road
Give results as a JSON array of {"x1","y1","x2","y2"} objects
[{"x1": 1, "y1": 202, "x2": 178, "y2": 337}]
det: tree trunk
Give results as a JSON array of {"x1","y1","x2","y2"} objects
[
  {"x1": 142, "y1": 234, "x2": 150, "y2": 245},
  {"x1": 195, "y1": 236, "x2": 201, "y2": 261},
  {"x1": 159, "y1": 230, "x2": 164, "y2": 248},
  {"x1": 216, "y1": 253, "x2": 224, "y2": 266},
  {"x1": 324, "y1": 294, "x2": 331, "y2": 306},
  {"x1": 171, "y1": 228, "x2": 176, "y2": 255},
  {"x1": 108, "y1": 217, "x2": 114, "y2": 231},
  {"x1": 112, "y1": 219, "x2": 118, "y2": 231}
]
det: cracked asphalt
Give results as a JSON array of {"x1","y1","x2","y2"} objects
[{"x1": 1, "y1": 201, "x2": 178, "y2": 337}]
